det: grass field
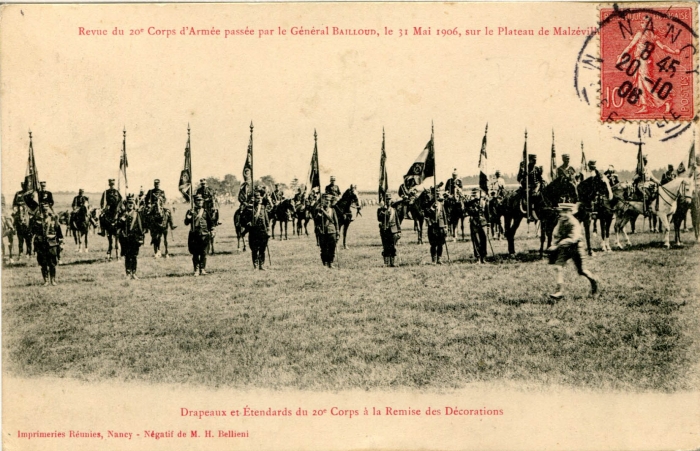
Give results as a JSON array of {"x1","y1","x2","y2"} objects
[{"x1": 3, "y1": 195, "x2": 699, "y2": 392}]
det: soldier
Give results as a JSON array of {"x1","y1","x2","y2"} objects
[
  {"x1": 185, "y1": 194, "x2": 214, "y2": 276},
  {"x1": 293, "y1": 187, "x2": 306, "y2": 207},
  {"x1": 99, "y1": 179, "x2": 123, "y2": 237},
  {"x1": 425, "y1": 187, "x2": 448, "y2": 264},
  {"x1": 398, "y1": 178, "x2": 413, "y2": 200},
  {"x1": 38, "y1": 181, "x2": 54, "y2": 209},
  {"x1": 490, "y1": 170, "x2": 506, "y2": 197},
  {"x1": 633, "y1": 155, "x2": 660, "y2": 198},
  {"x1": 604, "y1": 166, "x2": 620, "y2": 187},
  {"x1": 314, "y1": 193, "x2": 340, "y2": 268},
  {"x1": 661, "y1": 164, "x2": 677, "y2": 185},
  {"x1": 325, "y1": 176, "x2": 341, "y2": 203},
  {"x1": 271, "y1": 184, "x2": 285, "y2": 205},
  {"x1": 547, "y1": 203, "x2": 598, "y2": 299},
  {"x1": 136, "y1": 187, "x2": 146, "y2": 209},
  {"x1": 445, "y1": 169, "x2": 463, "y2": 197},
  {"x1": 30, "y1": 201, "x2": 63, "y2": 285},
  {"x1": 249, "y1": 191, "x2": 271, "y2": 270},
  {"x1": 377, "y1": 192, "x2": 401, "y2": 267},
  {"x1": 72, "y1": 189, "x2": 89, "y2": 211},
  {"x1": 195, "y1": 179, "x2": 215, "y2": 210},
  {"x1": 238, "y1": 169, "x2": 254, "y2": 208},
  {"x1": 144, "y1": 179, "x2": 167, "y2": 211},
  {"x1": 117, "y1": 194, "x2": 145, "y2": 279},
  {"x1": 556, "y1": 154, "x2": 576, "y2": 183},
  {"x1": 517, "y1": 154, "x2": 543, "y2": 193},
  {"x1": 466, "y1": 195, "x2": 489, "y2": 264},
  {"x1": 12, "y1": 181, "x2": 27, "y2": 212},
  {"x1": 585, "y1": 160, "x2": 602, "y2": 179}
]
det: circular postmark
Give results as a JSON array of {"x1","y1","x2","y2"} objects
[{"x1": 574, "y1": 3, "x2": 698, "y2": 143}]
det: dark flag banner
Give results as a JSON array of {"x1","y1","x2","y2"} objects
[
  {"x1": 309, "y1": 130, "x2": 320, "y2": 191},
  {"x1": 23, "y1": 131, "x2": 40, "y2": 211},
  {"x1": 581, "y1": 142, "x2": 588, "y2": 175},
  {"x1": 404, "y1": 137, "x2": 434, "y2": 189},
  {"x1": 120, "y1": 129, "x2": 128, "y2": 189},
  {"x1": 550, "y1": 130, "x2": 556, "y2": 181},
  {"x1": 478, "y1": 124, "x2": 488, "y2": 193},
  {"x1": 379, "y1": 129, "x2": 388, "y2": 203},
  {"x1": 179, "y1": 127, "x2": 192, "y2": 202},
  {"x1": 635, "y1": 142, "x2": 644, "y2": 179},
  {"x1": 688, "y1": 140, "x2": 696, "y2": 173},
  {"x1": 243, "y1": 129, "x2": 253, "y2": 185}
]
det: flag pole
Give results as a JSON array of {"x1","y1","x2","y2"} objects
[
  {"x1": 525, "y1": 129, "x2": 529, "y2": 223},
  {"x1": 189, "y1": 124, "x2": 194, "y2": 232},
  {"x1": 250, "y1": 122, "x2": 254, "y2": 202}
]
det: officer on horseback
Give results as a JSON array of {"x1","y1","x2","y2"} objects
[
  {"x1": 293, "y1": 187, "x2": 306, "y2": 207},
  {"x1": 556, "y1": 154, "x2": 577, "y2": 183},
  {"x1": 445, "y1": 169, "x2": 463, "y2": 198},
  {"x1": 315, "y1": 193, "x2": 340, "y2": 268},
  {"x1": 117, "y1": 194, "x2": 145, "y2": 280},
  {"x1": 633, "y1": 155, "x2": 660, "y2": 207},
  {"x1": 249, "y1": 191, "x2": 271, "y2": 270},
  {"x1": 100, "y1": 179, "x2": 123, "y2": 237},
  {"x1": 72, "y1": 189, "x2": 89, "y2": 211},
  {"x1": 377, "y1": 192, "x2": 401, "y2": 267},
  {"x1": 185, "y1": 194, "x2": 214, "y2": 276},
  {"x1": 37, "y1": 181, "x2": 54, "y2": 211},
  {"x1": 12, "y1": 181, "x2": 27, "y2": 211},
  {"x1": 518, "y1": 154, "x2": 543, "y2": 221},
  {"x1": 271, "y1": 184, "x2": 285, "y2": 205},
  {"x1": 425, "y1": 186, "x2": 448, "y2": 264},
  {"x1": 490, "y1": 170, "x2": 506, "y2": 198},
  {"x1": 195, "y1": 178, "x2": 216, "y2": 226},
  {"x1": 604, "y1": 166, "x2": 620, "y2": 187},
  {"x1": 30, "y1": 200, "x2": 63, "y2": 286},
  {"x1": 325, "y1": 176, "x2": 341, "y2": 204},
  {"x1": 661, "y1": 164, "x2": 677, "y2": 185},
  {"x1": 144, "y1": 179, "x2": 167, "y2": 211}
]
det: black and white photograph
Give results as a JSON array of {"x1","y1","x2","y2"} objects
[{"x1": 1, "y1": 2, "x2": 699, "y2": 450}]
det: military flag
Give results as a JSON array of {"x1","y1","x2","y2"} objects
[
  {"x1": 550, "y1": 130, "x2": 556, "y2": 181},
  {"x1": 676, "y1": 161, "x2": 686, "y2": 176},
  {"x1": 404, "y1": 133, "x2": 435, "y2": 188},
  {"x1": 309, "y1": 130, "x2": 320, "y2": 191},
  {"x1": 178, "y1": 125, "x2": 192, "y2": 203},
  {"x1": 635, "y1": 141, "x2": 645, "y2": 178},
  {"x1": 23, "y1": 131, "x2": 40, "y2": 211},
  {"x1": 119, "y1": 128, "x2": 128, "y2": 191},
  {"x1": 478, "y1": 124, "x2": 488, "y2": 193},
  {"x1": 688, "y1": 139, "x2": 696, "y2": 173},
  {"x1": 581, "y1": 141, "x2": 588, "y2": 175},
  {"x1": 243, "y1": 123, "x2": 254, "y2": 187},
  {"x1": 378, "y1": 129, "x2": 388, "y2": 203}
]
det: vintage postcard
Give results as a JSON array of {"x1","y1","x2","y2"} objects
[{"x1": 1, "y1": 2, "x2": 699, "y2": 450}]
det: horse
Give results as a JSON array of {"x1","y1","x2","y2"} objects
[
  {"x1": 650, "y1": 176, "x2": 694, "y2": 248},
  {"x1": 486, "y1": 196, "x2": 505, "y2": 240},
  {"x1": 334, "y1": 186, "x2": 362, "y2": 249},
  {"x1": 395, "y1": 190, "x2": 428, "y2": 244},
  {"x1": 500, "y1": 189, "x2": 528, "y2": 255},
  {"x1": 535, "y1": 177, "x2": 579, "y2": 257},
  {"x1": 234, "y1": 206, "x2": 251, "y2": 251},
  {"x1": 294, "y1": 201, "x2": 313, "y2": 237},
  {"x1": 576, "y1": 175, "x2": 611, "y2": 255},
  {"x1": 100, "y1": 206, "x2": 122, "y2": 260},
  {"x1": 671, "y1": 182, "x2": 694, "y2": 246},
  {"x1": 89, "y1": 208, "x2": 101, "y2": 235},
  {"x1": 70, "y1": 204, "x2": 93, "y2": 252},
  {"x1": 612, "y1": 182, "x2": 660, "y2": 248},
  {"x1": 144, "y1": 199, "x2": 174, "y2": 258},
  {"x1": 12, "y1": 205, "x2": 33, "y2": 258},
  {"x1": 271, "y1": 198, "x2": 295, "y2": 240},
  {"x1": 444, "y1": 194, "x2": 468, "y2": 241},
  {"x1": 2, "y1": 214, "x2": 16, "y2": 262}
]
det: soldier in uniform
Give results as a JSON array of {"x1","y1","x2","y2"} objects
[
  {"x1": 37, "y1": 181, "x2": 55, "y2": 212},
  {"x1": 195, "y1": 179, "x2": 215, "y2": 208},
  {"x1": 445, "y1": 169, "x2": 463, "y2": 198},
  {"x1": 271, "y1": 184, "x2": 285, "y2": 205},
  {"x1": 604, "y1": 166, "x2": 620, "y2": 187},
  {"x1": 633, "y1": 155, "x2": 660, "y2": 199},
  {"x1": 100, "y1": 179, "x2": 123, "y2": 236},
  {"x1": 12, "y1": 181, "x2": 27, "y2": 211},
  {"x1": 325, "y1": 176, "x2": 341, "y2": 203},
  {"x1": 315, "y1": 193, "x2": 340, "y2": 268},
  {"x1": 518, "y1": 155, "x2": 544, "y2": 193},
  {"x1": 117, "y1": 194, "x2": 145, "y2": 279},
  {"x1": 293, "y1": 187, "x2": 306, "y2": 207},
  {"x1": 238, "y1": 171, "x2": 253, "y2": 209},
  {"x1": 547, "y1": 202, "x2": 598, "y2": 299},
  {"x1": 556, "y1": 154, "x2": 577, "y2": 183},
  {"x1": 490, "y1": 170, "x2": 506, "y2": 198},
  {"x1": 185, "y1": 194, "x2": 214, "y2": 276},
  {"x1": 466, "y1": 194, "x2": 489, "y2": 264},
  {"x1": 425, "y1": 187, "x2": 448, "y2": 264},
  {"x1": 377, "y1": 192, "x2": 401, "y2": 267},
  {"x1": 661, "y1": 164, "x2": 677, "y2": 185},
  {"x1": 144, "y1": 179, "x2": 167, "y2": 212},
  {"x1": 249, "y1": 191, "x2": 271, "y2": 270},
  {"x1": 136, "y1": 187, "x2": 146, "y2": 209},
  {"x1": 30, "y1": 201, "x2": 63, "y2": 285},
  {"x1": 72, "y1": 189, "x2": 89, "y2": 211}
]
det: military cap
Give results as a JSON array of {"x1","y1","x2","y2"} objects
[
  {"x1": 125, "y1": 194, "x2": 135, "y2": 203},
  {"x1": 194, "y1": 194, "x2": 203, "y2": 201},
  {"x1": 330, "y1": 176, "x2": 336, "y2": 181},
  {"x1": 200, "y1": 179, "x2": 207, "y2": 184},
  {"x1": 79, "y1": 188, "x2": 84, "y2": 192},
  {"x1": 495, "y1": 170, "x2": 501, "y2": 175},
  {"x1": 385, "y1": 192, "x2": 393, "y2": 199},
  {"x1": 108, "y1": 178, "x2": 115, "y2": 183},
  {"x1": 452, "y1": 168, "x2": 458, "y2": 176},
  {"x1": 154, "y1": 179, "x2": 161, "y2": 183},
  {"x1": 40, "y1": 181, "x2": 47, "y2": 185},
  {"x1": 562, "y1": 154, "x2": 570, "y2": 158},
  {"x1": 587, "y1": 160, "x2": 597, "y2": 167},
  {"x1": 528, "y1": 154, "x2": 537, "y2": 161}
]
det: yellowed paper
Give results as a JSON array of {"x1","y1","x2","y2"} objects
[{"x1": 2, "y1": 3, "x2": 699, "y2": 450}]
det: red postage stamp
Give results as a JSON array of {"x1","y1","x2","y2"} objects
[{"x1": 600, "y1": 6, "x2": 697, "y2": 122}]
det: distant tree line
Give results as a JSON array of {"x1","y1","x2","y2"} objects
[{"x1": 204, "y1": 174, "x2": 289, "y2": 197}]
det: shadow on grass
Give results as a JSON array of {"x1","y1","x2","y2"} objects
[
  {"x1": 620, "y1": 241, "x2": 696, "y2": 252},
  {"x1": 62, "y1": 258, "x2": 105, "y2": 266}
]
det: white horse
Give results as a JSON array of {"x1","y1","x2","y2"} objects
[{"x1": 650, "y1": 176, "x2": 693, "y2": 248}]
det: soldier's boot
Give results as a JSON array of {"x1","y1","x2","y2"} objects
[
  {"x1": 193, "y1": 264, "x2": 199, "y2": 277},
  {"x1": 258, "y1": 260, "x2": 266, "y2": 271},
  {"x1": 549, "y1": 283, "x2": 564, "y2": 300},
  {"x1": 199, "y1": 257, "x2": 207, "y2": 275},
  {"x1": 390, "y1": 257, "x2": 396, "y2": 267},
  {"x1": 383, "y1": 257, "x2": 389, "y2": 267},
  {"x1": 328, "y1": 261, "x2": 334, "y2": 269},
  {"x1": 41, "y1": 268, "x2": 49, "y2": 286},
  {"x1": 131, "y1": 259, "x2": 139, "y2": 279},
  {"x1": 436, "y1": 256, "x2": 442, "y2": 265},
  {"x1": 49, "y1": 267, "x2": 57, "y2": 286},
  {"x1": 431, "y1": 256, "x2": 436, "y2": 264},
  {"x1": 107, "y1": 252, "x2": 112, "y2": 261}
]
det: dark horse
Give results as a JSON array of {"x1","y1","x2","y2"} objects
[
  {"x1": 500, "y1": 189, "x2": 529, "y2": 255},
  {"x1": 70, "y1": 204, "x2": 94, "y2": 253},
  {"x1": 271, "y1": 198, "x2": 296, "y2": 240},
  {"x1": 13, "y1": 205, "x2": 33, "y2": 258},
  {"x1": 576, "y1": 175, "x2": 612, "y2": 255},
  {"x1": 445, "y1": 195, "x2": 468, "y2": 242},
  {"x1": 100, "y1": 206, "x2": 122, "y2": 260},
  {"x1": 295, "y1": 201, "x2": 313, "y2": 237},
  {"x1": 144, "y1": 199, "x2": 174, "y2": 258},
  {"x1": 334, "y1": 186, "x2": 362, "y2": 249},
  {"x1": 487, "y1": 196, "x2": 505, "y2": 240},
  {"x1": 395, "y1": 190, "x2": 429, "y2": 244},
  {"x1": 2, "y1": 214, "x2": 16, "y2": 262},
  {"x1": 535, "y1": 177, "x2": 578, "y2": 257},
  {"x1": 234, "y1": 206, "x2": 252, "y2": 251}
]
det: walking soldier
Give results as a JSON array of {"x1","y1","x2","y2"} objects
[
  {"x1": 466, "y1": 195, "x2": 489, "y2": 264},
  {"x1": 315, "y1": 193, "x2": 340, "y2": 268},
  {"x1": 425, "y1": 187, "x2": 448, "y2": 264},
  {"x1": 30, "y1": 201, "x2": 63, "y2": 285},
  {"x1": 117, "y1": 194, "x2": 144, "y2": 279},
  {"x1": 185, "y1": 194, "x2": 213, "y2": 276},
  {"x1": 249, "y1": 191, "x2": 270, "y2": 270},
  {"x1": 547, "y1": 203, "x2": 598, "y2": 299},
  {"x1": 377, "y1": 193, "x2": 401, "y2": 267}
]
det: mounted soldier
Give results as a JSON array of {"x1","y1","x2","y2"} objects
[
  {"x1": 425, "y1": 186, "x2": 448, "y2": 264},
  {"x1": 72, "y1": 189, "x2": 89, "y2": 211},
  {"x1": 12, "y1": 181, "x2": 27, "y2": 212},
  {"x1": 238, "y1": 168, "x2": 253, "y2": 209},
  {"x1": 377, "y1": 192, "x2": 401, "y2": 267},
  {"x1": 249, "y1": 191, "x2": 271, "y2": 270},
  {"x1": 37, "y1": 181, "x2": 54, "y2": 211},
  {"x1": 195, "y1": 178, "x2": 218, "y2": 228},
  {"x1": 556, "y1": 154, "x2": 577, "y2": 183},
  {"x1": 661, "y1": 164, "x2": 677, "y2": 185},
  {"x1": 117, "y1": 194, "x2": 145, "y2": 279},
  {"x1": 324, "y1": 176, "x2": 341, "y2": 204},
  {"x1": 293, "y1": 187, "x2": 306, "y2": 207},
  {"x1": 136, "y1": 187, "x2": 146, "y2": 209},
  {"x1": 518, "y1": 154, "x2": 544, "y2": 220},
  {"x1": 99, "y1": 179, "x2": 123, "y2": 235},
  {"x1": 314, "y1": 193, "x2": 340, "y2": 268},
  {"x1": 271, "y1": 184, "x2": 285, "y2": 206},
  {"x1": 30, "y1": 200, "x2": 63, "y2": 286},
  {"x1": 144, "y1": 179, "x2": 167, "y2": 214},
  {"x1": 445, "y1": 168, "x2": 463, "y2": 199},
  {"x1": 490, "y1": 170, "x2": 506, "y2": 198},
  {"x1": 185, "y1": 194, "x2": 214, "y2": 276},
  {"x1": 604, "y1": 166, "x2": 620, "y2": 188}
]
